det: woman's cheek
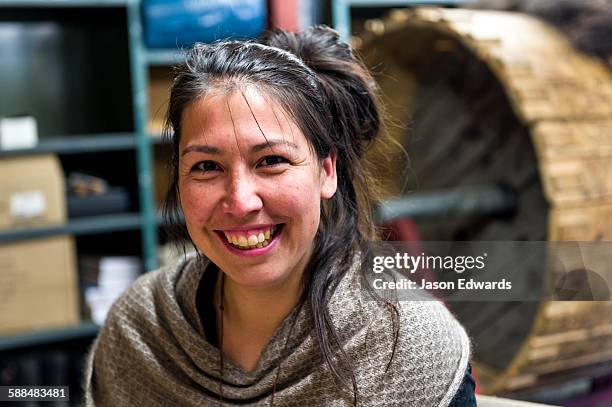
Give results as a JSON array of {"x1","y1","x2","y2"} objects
[{"x1": 180, "y1": 182, "x2": 215, "y2": 222}]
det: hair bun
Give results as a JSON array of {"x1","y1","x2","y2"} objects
[
  {"x1": 263, "y1": 25, "x2": 381, "y2": 146},
  {"x1": 264, "y1": 25, "x2": 353, "y2": 67}
]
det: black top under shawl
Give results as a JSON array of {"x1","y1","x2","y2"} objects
[{"x1": 196, "y1": 263, "x2": 221, "y2": 348}]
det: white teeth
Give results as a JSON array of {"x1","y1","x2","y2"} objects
[{"x1": 223, "y1": 225, "x2": 280, "y2": 249}]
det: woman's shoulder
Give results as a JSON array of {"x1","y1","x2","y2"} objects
[
  {"x1": 361, "y1": 293, "x2": 471, "y2": 362},
  {"x1": 390, "y1": 300, "x2": 471, "y2": 404},
  {"x1": 96, "y1": 254, "x2": 200, "y2": 340},
  {"x1": 347, "y1": 267, "x2": 471, "y2": 405},
  {"x1": 84, "y1": 255, "x2": 203, "y2": 405},
  {"x1": 345, "y1": 260, "x2": 470, "y2": 349},
  {"x1": 396, "y1": 299, "x2": 469, "y2": 343},
  {"x1": 106, "y1": 262, "x2": 178, "y2": 319}
]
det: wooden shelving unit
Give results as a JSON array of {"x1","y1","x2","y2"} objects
[{"x1": 0, "y1": 0, "x2": 152, "y2": 356}]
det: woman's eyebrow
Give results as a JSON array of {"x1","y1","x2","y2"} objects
[
  {"x1": 251, "y1": 139, "x2": 298, "y2": 153},
  {"x1": 181, "y1": 145, "x2": 220, "y2": 156},
  {"x1": 182, "y1": 139, "x2": 298, "y2": 156}
]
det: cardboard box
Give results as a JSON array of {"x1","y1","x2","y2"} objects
[
  {"x1": 0, "y1": 154, "x2": 66, "y2": 230},
  {"x1": 0, "y1": 236, "x2": 79, "y2": 334}
]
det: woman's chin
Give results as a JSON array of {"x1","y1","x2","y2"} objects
[{"x1": 223, "y1": 266, "x2": 298, "y2": 290}]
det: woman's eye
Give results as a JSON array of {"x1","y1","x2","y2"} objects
[
  {"x1": 258, "y1": 155, "x2": 288, "y2": 167},
  {"x1": 193, "y1": 161, "x2": 220, "y2": 172}
]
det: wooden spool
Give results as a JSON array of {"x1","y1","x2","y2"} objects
[{"x1": 360, "y1": 8, "x2": 612, "y2": 395}]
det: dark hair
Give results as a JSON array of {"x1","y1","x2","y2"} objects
[{"x1": 163, "y1": 25, "x2": 398, "y2": 404}]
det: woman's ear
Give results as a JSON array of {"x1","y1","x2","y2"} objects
[{"x1": 320, "y1": 149, "x2": 338, "y2": 199}]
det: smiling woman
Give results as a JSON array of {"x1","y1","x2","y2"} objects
[{"x1": 84, "y1": 26, "x2": 473, "y2": 406}]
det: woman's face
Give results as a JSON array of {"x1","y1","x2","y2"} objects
[{"x1": 178, "y1": 87, "x2": 337, "y2": 288}]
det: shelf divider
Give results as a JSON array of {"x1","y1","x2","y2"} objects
[
  {"x1": 0, "y1": 322, "x2": 99, "y2": 352},
  {"x1": 0, "y1": 213, "x2": 143, "y2": 243},
  {"x1": 0, "y1": 133, "x2": 136, "y2": 157},
  {"x1": 128, "y1": 1, "x2": 160, "y2": 271}
]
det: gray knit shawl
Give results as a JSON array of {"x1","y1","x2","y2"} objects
[{"x1": 85, "y1": 255, "x2": 470, "y2": 406}]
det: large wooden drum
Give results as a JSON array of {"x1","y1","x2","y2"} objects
[{"x1": 360, "y1": 8, "x2": 612, "y2": 395}]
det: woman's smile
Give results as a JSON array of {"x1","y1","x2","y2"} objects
[{"x1": 215, "y1": 223, "x2": 285, "y2": 256}]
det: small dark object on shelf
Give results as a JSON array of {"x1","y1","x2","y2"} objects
[
  {"x1": 67, "y1": 172, "x2": 108, "y2": 196},
  {"x1": 66, "y1": 172, "x2": 130, "y2": 218},
  {"x1": 67, "y1": 188, "x2": 130, "y2": 218}
]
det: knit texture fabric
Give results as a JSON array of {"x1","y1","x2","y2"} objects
[{"x1": 84, "y1": 255, "x2": 470, "y2": 406}]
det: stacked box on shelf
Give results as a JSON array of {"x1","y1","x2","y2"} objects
[{"x1": 0, "y1": 154, "x2": 79, "y2": 334}]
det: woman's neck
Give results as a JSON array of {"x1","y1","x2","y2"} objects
[
  {"x1": 220, "y1": 271, "x2": 304, "y2": 335},
  {"x1": 213, "y1": 267, "x2": 305, "y2": 372}
]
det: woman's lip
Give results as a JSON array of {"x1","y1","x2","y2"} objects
[
  {"x1": 216, "y1": 223, "x2": 279, "y2": 232},
  {"x1": 216, "y1": 225, "x2": 282, "y2": 257}
]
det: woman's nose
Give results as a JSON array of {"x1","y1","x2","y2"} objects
[{"x1": 221, "y1": 172, "x2": 263, "y2": 217}]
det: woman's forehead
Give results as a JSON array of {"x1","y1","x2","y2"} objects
[{"x1": 180, "y1": 88, "x2": 306, "y2": 151}]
